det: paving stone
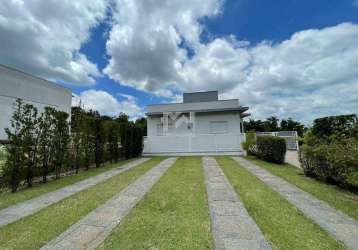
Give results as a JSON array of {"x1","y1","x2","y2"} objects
[
  {"x1": 233, "y1": 157, "x2": 358, "y2": 250},
  {"x1": 0, "y1": 158, "x2": 150, "y2": 228},
  {"x1": 224, "y1": 238, "x2": 272, "y2": 250},
  {"x1": 41, "y1": 157, "x2": 177, "y2": 250},
  {"x1": 202, "y1": 157, "x2": 272, "y2": 250},
  {"x1": 211, "y1": 201, "x2": 245, "y2": 216}
]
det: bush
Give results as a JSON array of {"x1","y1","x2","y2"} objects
[
  {"x1": 241, "y1": 132, "x2": 256, "y2": 155},
  {"x1": 256, "y1": 136, "x2": 286, "y2": 164},
  {"x1": 300, "y1": 131, "x2": 358, "y2": 189}
]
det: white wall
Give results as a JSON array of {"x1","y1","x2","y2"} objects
[
  {"x1": 147, "y1": 111, "x2": 242, "y2": 136},
  {"x1": 144, "y1": 112, "x2": 244, "y2": 154},
  {"x1": 0, "y1": 65, "x2": 72, "y2": 140}
]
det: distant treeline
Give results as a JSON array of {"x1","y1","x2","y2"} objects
[{"x1": 244, "y1": 116, "x2": 306, "y2": 136}]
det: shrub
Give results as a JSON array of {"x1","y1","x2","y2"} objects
[
  {"x1": 241, "y1": 132, "x2": 256, "y2": 155},
  {"x1": 256, "y1": 136, "x2": 286, "y2": 164},
  {"x1": 300, "y1": 133, "x2": 358, "y2": 189}
]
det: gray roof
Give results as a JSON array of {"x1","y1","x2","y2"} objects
[
  {"x1": 147, "y1": 98, "x2": 249, "y2": 116},
  {"x1": 0, "y1": 64, "x2": 72, "y2": 94}
]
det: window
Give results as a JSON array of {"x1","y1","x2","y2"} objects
[
  {"x1": 210, "y1": 121, "x2": 228, "y2": 134},
  {"x1": 156, "y1": 123, "x2": 173, "y2": 135}
]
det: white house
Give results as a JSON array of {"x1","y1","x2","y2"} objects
[
  {"x1": 143, "y1": 91, "x2": 249, "y2": 156},
  {"x1": 0, "y1": 64, "x2": 72, "y2": 141}
]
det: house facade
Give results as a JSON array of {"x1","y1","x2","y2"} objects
[
  {"x1": 143, "y1": 91, "x2": 249, "y2": 156},
  {"x1": 0, "y1": 64, "x2": 72, "y2": 141}
]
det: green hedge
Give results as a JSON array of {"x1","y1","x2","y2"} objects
[
  {"x1": 256, "y1": 136, "x2": 286, "y2": 164},
  {"x1": 300, "y1": 132, "x2": 358, "y2": 189}
]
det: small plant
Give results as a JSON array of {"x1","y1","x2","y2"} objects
[
  {"x1": 256, "y1": 136, "x2": 286, "y2": 164},
  {"x1": 241, "y1": 131, "x2": 256, "y2": 155}
]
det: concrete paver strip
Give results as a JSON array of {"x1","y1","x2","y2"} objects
[
  {"x1": 202, "y1": 157, "x2": 272, "y2": 250},
  {"x1": 285, "y1": 150, "x2": 301, "y2": 168},
  {"x1": 0, "y1": 158, "x2": 150, "y2": 228},
  {"x1": 40, "y1": 157, "x2": 177, "y2": 250},
  {"x1": 233, "y1": 157, "x2": 358, "y2": 250}
]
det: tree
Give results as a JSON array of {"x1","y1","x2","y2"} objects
[
  {"x1": 244, "y1": 119, "x2": 265, "y2": 132},
  {"x1": 3, "y1": 99, "x2": 25, "y2": 192},
  {"x1": 263, "y1": 116, "x2": 279, "y2": 132},
  {"x1": 93, "y1": 116, "x2": 104, "y2": 168},
  {"x1": 71, "y1": 105, "x2": 85, "y2": 174},
  {"x1": 280, "y1": 117, "x2": 306, "y2": 137},
  {"x1": 81, "y1": 116, "x2": 95, "y2": 170},
  {"x1": 52, "y1": 110, "x2": 70, "y2": 179},
  {"x1": 116, "y1": 112, "x2": 129, "y2": 124},
  {"x1": 38, "y1": 107, "x2": 56, "y2": 183},
  {"x1": 20, "y1": 103, "x2": 40, "y2": 188},
  {"x1": 244, "y1": 117, "x2": 306, "y2": 136},
  {"x1": 312, "y1": 114, "x2": 357, "y2": 139},
  {"x1": 105, "y1": 121, "x2": 120, "y2": 162},
  {"x1": 135, "y1": 117, "x2": 147, "y2": 136}
]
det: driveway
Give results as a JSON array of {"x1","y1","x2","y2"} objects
[{"x1": 285, "y1": 150, "x2": 301, "y2": 168}]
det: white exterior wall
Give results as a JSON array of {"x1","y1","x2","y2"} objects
[
  {"x1": 147, "y1": 112, "x2": 241, "y2": 136},
  {"x1": 144, "y1": 111, "x2": 245, "y2": 155},
  {"x1": 0, "y1": 65, "x2": 72, "y2": 140}
]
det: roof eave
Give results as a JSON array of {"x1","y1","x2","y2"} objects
[{"x1": 146, "y1": 106, "x2": 249, "y2": 116}]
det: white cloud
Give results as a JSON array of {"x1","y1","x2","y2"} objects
[
  {"x1": 72, "y1": 90, "x2": 142, "y2": 118},
  {"x1": 222, "y1": 23, "x2": 358, "y2": 122},
  {"x1": 104, "y1": 1, "x2": 358, "y2": 123},
  {"x1": 0, "y1": 0, "x2": 108, "y2": 85},
  {"x1": 104, "y1": 0, "x2": 222, "y2": 96},
  {"x1": 2, "y1": 1, "x2": 357, "y2": 123}
]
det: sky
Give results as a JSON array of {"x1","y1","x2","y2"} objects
[{"x1": 0, "y1": 0, "x2": 357, "y2": 123}]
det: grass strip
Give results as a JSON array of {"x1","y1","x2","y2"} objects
[
  {"x1": 0, "y1": 158, "x2": 137, "y2": 210},
  {"x1": 0, "y1": 157, "x2": 164, "y2": 250},
  {"x1": 246, "y1": 156, "x2": 358, "y2": 220},
  {"x1": 217, "y1": 156, "x2": 345, "y2": 250},
  {"x1": 98, "y1": 156, "x2": 213, "y2": 250}
]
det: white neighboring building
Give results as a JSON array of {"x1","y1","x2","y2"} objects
[
  {"x1": 143, "y1": 91, "x2": 250, "y2": 156},
  {"x1": 0, "y1": 64, "x2": 72, "y2": 141}
]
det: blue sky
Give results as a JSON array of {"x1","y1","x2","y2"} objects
[{"x1": 1, "y1": 0, "x2": 358, "y2": 123}]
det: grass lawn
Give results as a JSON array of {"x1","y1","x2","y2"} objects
[
  {"x1": 216, "y1": 156, "x2": 345, "y2": 250},
  {"x1": 246, "y1": 156, "x2": 358, "y2": 220},
  {"x1": 0, "y1": 145, "x2": 6, "y2": 176},
  {"x1": 0, "y1": 157, "x2": 164, "y2": 250},
  {"x1": 98, "y1": 157, "x2": 213, "y2": 250},
  {"x1": 0, "y1": 158, "x2": 139, "y2": 210}
]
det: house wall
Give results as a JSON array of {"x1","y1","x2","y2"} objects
[
  {"x1": 0, "y1": 65, "x2": 72, "y2": 140},
  {"x1": 147, "y1": 111, "x2": 242, "y2": 136}
]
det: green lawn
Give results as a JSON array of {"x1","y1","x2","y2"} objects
[
  {"x1": 0, "y1": 145, "x2": 6, "y2": 176},
  {"x1": 216, "y1": 156, "x2": 345, "y2": 250},
  {"x1": 0, "y1": 157, "x2": 164, "y2": 250},
  {"x1": 246, "y1": 156, "x2": 358, "y2": 220},
  {"x1": 98, "y1": 157, "x2": 213, "y2": 250},
  {"x1": 0, "y1": 158, "x2": 139, "y2": 210}
]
